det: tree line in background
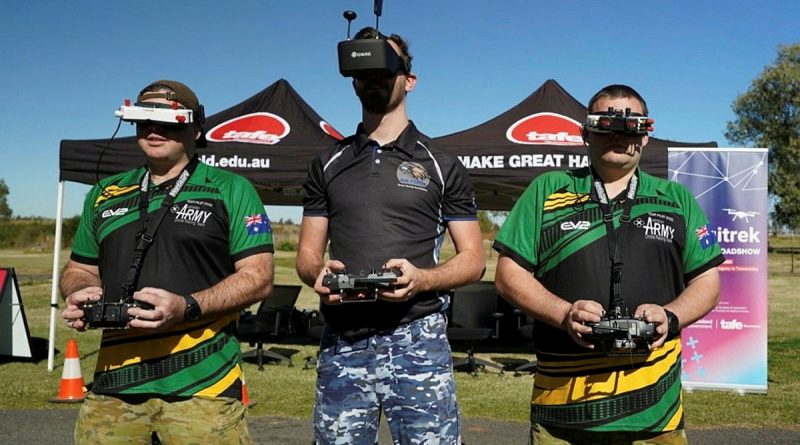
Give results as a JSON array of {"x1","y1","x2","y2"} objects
[
  {"x1": 0, "y1": 216, "x2": 81, "y2": 250},
  {"x1": 0, "y1": 172, "x2": 499, "y2": 251},
  {"x1": 726, "y1": 43, "x2": 800, "y2": 231},
  {"x1": 0, "y1": 179, "x2": 11, "y2": 219},
  {"x1": 1, "y1": 43, "x2": 798, "y2": 230},
  {"x1": 0, "y1": 213, "x2": 498, "y2": 252}
]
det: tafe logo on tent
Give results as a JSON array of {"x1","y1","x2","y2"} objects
[
  {"x1": 506, "y1": 112, "x2": 584, "y2": 146},
  {"x1": 319, "y1": 121, "x2": 344, "y2": 141},
  {"x1": 206, "y1": 113, "x2": 290, "y2": 145}
]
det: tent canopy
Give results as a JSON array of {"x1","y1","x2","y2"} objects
[
  {"x1": 434, "y1": 79, "x2": 717, "y2": 210},
  {"x1": 59, "y1": 79, "x2": 343, "y2": 206},
  {"x1": 60, "y1": 78, "x2": 719, "y2": 211}
]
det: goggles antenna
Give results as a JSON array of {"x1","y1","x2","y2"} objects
[
  {"x1": 343, "y1": 10, "x2": 357, "y2": 39},
  {"x1": 374, "y1": 0, "x2": 383, "y2": 34}
]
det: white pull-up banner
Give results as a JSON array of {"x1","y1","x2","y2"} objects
[{"x1": 669, "y1": 147, "x2": 769, "y2": 393}]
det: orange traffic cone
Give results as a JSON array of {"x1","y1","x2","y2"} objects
[
  {"x1": 241, "y1": 373, "x2": 256, "y2": 408},
  {"x1": 49, "y1": 338, "x2": 86, "y2": 403}
]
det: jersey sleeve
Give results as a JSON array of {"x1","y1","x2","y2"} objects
[
  {"x1": 69, "y1": 184, "x2": 103, "y2": 265},
  {"x1": 442, "y1": 157, "x2": 478, "y2": 221},
  {"x1": 226, "y1": 176, "x2": 274, "y2": 262},
  {"x1": 492, "y1": 179, "x2": 543, "y2": 272},
  {"x1": 678, "y1": 184, "x2": 725, "y2": 280},
  {"x1": 302, "y1": 156, "x2": 329, "y2": 217}
]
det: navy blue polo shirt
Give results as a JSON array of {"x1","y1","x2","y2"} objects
[{"x1": 303, "y1": 121, "x2": 478, "y2": 331}]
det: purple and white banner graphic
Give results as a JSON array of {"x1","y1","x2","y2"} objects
[{"x1": 669, "y1": 147, "x2": 768, "y2": 393}]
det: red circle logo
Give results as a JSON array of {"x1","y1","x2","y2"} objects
[
  {"x1": 320, "y1": 121, "x2": 344, "y2": 141},
  {"x1": 206, "y1": 113, "x2": 290, "y2": 145},
  {"x1": 506, "y1": 112, "x2": 584, "y2": 146}
]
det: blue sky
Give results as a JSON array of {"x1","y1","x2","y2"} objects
[{"x1": 1, "y1": 1, "x2": 796, "y2": 222}]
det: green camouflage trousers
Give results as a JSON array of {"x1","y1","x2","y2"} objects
[
  {"x1": 532, "y1": 423, "x2": 688, "y2": 445},
  {"x1": 74, "y1": 393, "x2": 251, "y2": 445}
]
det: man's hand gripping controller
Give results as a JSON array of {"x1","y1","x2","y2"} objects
[
  {"x1": 322, "y1": 268, "x2": 402, "y2": 303},
  {"x1": 583, "y1": 306, "x2": 656, "y2": 356}
]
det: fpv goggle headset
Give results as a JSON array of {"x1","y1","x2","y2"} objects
[
  {"x1": 584, "y1": 107, "x2": 654, "y2": 135},
  {"x1": 337, "y1": 38, "x2": 409, "y2": 79},
  {"x1": 114, "y1": 99, "x2": 204, "y2": 127},
  {"x1": 336, "y1": 3, "x2": 409, "y2": 79}
]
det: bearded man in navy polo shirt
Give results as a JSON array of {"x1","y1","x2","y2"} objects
[{"x1": 297, "y1": 27, "x2": 486, "y2": 445}]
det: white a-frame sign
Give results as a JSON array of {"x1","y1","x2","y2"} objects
[{"x1": 0, "y1": 268, "x2": 33, "y2": 359}]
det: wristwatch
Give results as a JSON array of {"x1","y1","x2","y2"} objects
[
  {"x1": 183, "y1": 294, "x2": 202, "y2": 322},
  {"x1": 664, "y1": 309, "x2": 680, "y2": 337}
]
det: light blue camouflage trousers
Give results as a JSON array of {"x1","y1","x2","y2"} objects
[{"x1": 313, "y1": 312, "x2": 461, "y2": 445}]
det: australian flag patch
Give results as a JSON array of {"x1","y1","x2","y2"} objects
[
  {"x1": 244, "y1": 213, "x2": 271, "y2": 236},
  {"x1": 695, "y1": 224, "x2": 717, "y2": 249}
]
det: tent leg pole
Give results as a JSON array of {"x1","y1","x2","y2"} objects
[{"x1": 48, "y1": 181, "x2": 65, "y2": 372}]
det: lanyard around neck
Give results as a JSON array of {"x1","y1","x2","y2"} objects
[
  {"x1": 137, "y1": 157, "x2": 198, "y2": 227},
  {"x1": 120, "y1": 156, "x2": 199, "y2": 298},
  {"x1": 591, "y1": 168, "x2": 639, "y2": 312}
]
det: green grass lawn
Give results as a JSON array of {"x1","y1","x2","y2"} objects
[{"x1": 0, "y1": 241, "x2": 798, "y2": 430}]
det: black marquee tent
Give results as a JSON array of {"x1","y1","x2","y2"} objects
[
  {"x1": 59, "y1": 78, "x2": 343, "y2": 206},
  {"x1": 433, "y1": 79, "x2": 718, "y2": 210},
  {"x1": 59, "y1": 78, "x2": 719, "y2": 211}
]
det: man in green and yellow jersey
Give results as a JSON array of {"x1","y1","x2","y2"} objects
[
  {"x1": 494, "y1": 84, "x2": 723, "y2": 444},
  {"x1": 60, "y1": 80, "x2": 274, "y2": 444}
]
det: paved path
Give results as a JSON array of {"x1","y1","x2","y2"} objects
[{"x1": 2, "y1": 409, "x2": 799, "y2": 444}]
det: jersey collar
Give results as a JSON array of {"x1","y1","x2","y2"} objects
[
  {"x1": 352, "y1": 121, "x2": 421, "y2": 157},
  {"x1": 140, "y1": 155, "x2": 208, "y2": 190},
  {"x1": 588, "y1": 166, "x2": 641, "y2": 204}
]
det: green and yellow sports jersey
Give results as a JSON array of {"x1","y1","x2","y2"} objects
[
  {"x1": 494, "y1": 167, "x2": 723, "y2": 432},
  {"x1": 70, "y1": 160, "x2": 273, "y2": 400}
]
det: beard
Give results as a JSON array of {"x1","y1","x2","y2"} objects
[{"x1": 355, "y1": 77, "x2": 404, "y2": 114}]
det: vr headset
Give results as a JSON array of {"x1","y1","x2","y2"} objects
[
  {"x1": 336, "y1": 1, "x2": 408, "y2": 78},
  {"x1": 337, "y1": 38, "x2": 409, "y2": 78},
  {"x1": 114, "y1": 99, "x2": 201, "y2": 126},
  {"x1": 584, "y1": 107, "x2": 654, "y2": 135}
]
